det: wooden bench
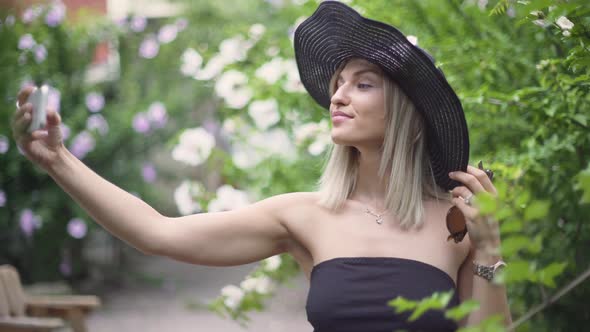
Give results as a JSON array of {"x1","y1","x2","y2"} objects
[{"x1": 0, "y1": 265, "x2": 101, "y2": 332}]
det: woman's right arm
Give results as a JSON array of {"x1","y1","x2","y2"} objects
[{"x1": 11, "y1": 87, "x2": 293, "y2": 265}]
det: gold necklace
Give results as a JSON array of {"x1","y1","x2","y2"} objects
[{"x1": 365, "y1": 206, "x2": 388, "y2": 225}]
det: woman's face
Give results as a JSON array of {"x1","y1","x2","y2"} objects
[{"x1": 329, "y1": 58, "x2": 386, "y2": 148}]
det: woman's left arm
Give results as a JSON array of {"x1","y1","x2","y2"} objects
[
  {"x1": 457, "y1": 243, "x2": 513, "y2": 327},
  {"x1": 450, "y1": 165, "x2": 513, "y2": 327}
]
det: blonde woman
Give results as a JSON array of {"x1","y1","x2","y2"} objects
[{"x1": 10, "y1": 1, "x2": 511, "y2": 331}]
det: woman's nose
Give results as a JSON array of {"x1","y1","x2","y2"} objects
[{"x1": 330, "y1": 85, "x2": 350, "y2": 106}]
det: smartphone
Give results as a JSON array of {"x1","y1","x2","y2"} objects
[{"x1": 27, "y1": 84, "x2": 49, "y2": 133}]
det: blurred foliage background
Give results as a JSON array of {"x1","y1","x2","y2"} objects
[{"x1": 0, "y1": 0, "x2": 589, "y2": 331}]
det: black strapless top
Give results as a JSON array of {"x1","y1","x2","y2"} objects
[{"x1": 306, "y1": 257, "x2": 460, "y2": 332}]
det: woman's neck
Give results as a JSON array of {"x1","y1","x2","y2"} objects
[{"x1": 349, "y1": 147, "x2": 389, "y2": 210}]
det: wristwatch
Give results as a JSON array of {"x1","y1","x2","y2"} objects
[{"x1": 473, "y1": 260, "x2": 507, "y2": 282}]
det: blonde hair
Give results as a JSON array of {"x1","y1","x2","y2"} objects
[{"x1": 315, "y1": 60, "x2": 450, "y2": 229}]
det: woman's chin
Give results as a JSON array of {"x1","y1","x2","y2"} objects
[{"x1": 330, "y1": 132, "x2": 353, "y2": 146}]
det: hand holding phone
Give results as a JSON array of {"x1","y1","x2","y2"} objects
[{"x1": 26, "y1": 85, "x2": 49, "y2": 133}]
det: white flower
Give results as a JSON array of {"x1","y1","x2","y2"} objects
[
  {"x1": 215, "y1": 70, "x2": 253, "y2": 109},
  {"x1": 208, "y1": 184, "x2": 250, "y2": 212},
  {"x1": 219, "y1": 35, "x2": 250, "y2": 63},
  {"x1": 180, "y1": 48, "x2": 203, "y2": 77},
  {"x1": 563, "y1": 30, "x2": 571, "y2": 37},
  {"x1": 171, "y1": 127, "x2": 215, "y2": 166},
  {"x1": 556, "y1": 16, "x2": 574, "y2": 30},
  {"x1": 308, "y1": 133, "x2": 331, "y2": 156},
  {"x1": 294, "y1": 122, "x2": 319, "y2": 144},
  {"x1": 282, "y1": 59, "x2": 306, "y2": 93},
  {"x1": 250, "y1": 128, "x2": 297, "y2": 161},
  {"x1": 194, "y1": 53, "x2": 226, "y2": 80},
  {"x1": 232, "y1": 142, "x2": 265, "y2": 169},
  {"x1": 240, "y1": 276, "x2": 274, "y2": 294},
  {"x1": 406, "y1": 35, "x2": 418, "y2": 45},
  {"x1": 222, "y1": 118, "x2": 238, "y2": 134},
  {"x1": 255, "y1": 58, "x2": 285, "y2": 84},
  {"x1": 263, "y1": 255, "x2": 282, "y2": 271},
  {"x1": 248, "y1": 99, "x2": 280, "y2": 130},
  {"x1": 294, "y1": 119, "x2": 329, "y2": 144},
  {"x1": 221, "y1": 285, "x2": 244, "y2": 309},
  {"x1": 173, "y1": 180, "x2": 202, "y2": 215},
  {"x1": 248, "y1": 23, "x2": 266, "y2": 40}
]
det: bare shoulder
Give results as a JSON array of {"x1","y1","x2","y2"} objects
[{"x1": 265, "y1": 191, "x2": 321, "y2": 225}]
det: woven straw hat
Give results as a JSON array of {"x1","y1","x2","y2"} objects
[{"x1": 294, "y1": 1, "x2": 469, "y2": 191}]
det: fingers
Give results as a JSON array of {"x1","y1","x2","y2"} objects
[
  {"x1": 13, "y1": 110, "x2": 32, "y2": 136},
  {"x1": 450, "y1": 186, "x2": 473, "y2": 201},
  {"x1": 467, "y1": 165, "x2": 497, "y2": 195},
  {"x1": 17, "y1": 86, "x2": 36, "y2": 109},
  {"x1": 449, "y1": 168, "x2": 486, "y2": 195}
]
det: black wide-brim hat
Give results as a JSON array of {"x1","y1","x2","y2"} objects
[{"x1": 294, "y1": 1, "x2": 469, "y2": 191}]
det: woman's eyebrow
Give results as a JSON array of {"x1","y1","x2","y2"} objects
[{"x1": 337, "y1": 68, "x2": 381, "y2": 80}]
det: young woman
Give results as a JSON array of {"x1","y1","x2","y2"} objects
[{"x1": 10, "y1": 1, "x2": 511, "y2": 331}]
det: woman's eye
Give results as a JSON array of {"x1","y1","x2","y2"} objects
[{"x1": 358, "y1": 83, "x2": 372, "y2": 89}]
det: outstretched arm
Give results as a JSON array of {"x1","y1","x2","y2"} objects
[
  {"x1": 12, "y1": 86, "x2": 291, "y2": 266},
  {"x1": 48, "y1": 147, "x2": 291, "y2": 265}
]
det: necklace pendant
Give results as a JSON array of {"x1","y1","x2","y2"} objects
[{"x1": 376, "y1": 217, "x2": 383, "y2": 224}]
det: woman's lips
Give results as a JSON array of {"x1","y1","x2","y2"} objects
[{"x1": 331, "y1": 114, "x2": 352, "y2": 123}]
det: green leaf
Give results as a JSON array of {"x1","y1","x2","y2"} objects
[
  {"x1": 445, "y1": 300, "x2": 480, "y2": 322},
  {"x1": 477, "y1": 191, "x2": 498, "y2": 215},
  {"x1": 500, "y1": 218, "x2": 524, "y2": 234},
  {"x1": 572, "y1": 114, "x2": 588, "y2": 127},
  {"x1": 499, "y1": 260, "x2": 536, "y2": 284},
  {"x1": 501, "y1": 235, "x2": 530, "y2": 257},
  {"x1": 575, "y1": 167, "x2": 590, "y2": 204},
  {"x1": 524, "y1": 200, "x2": 550, "y2": 221},
  {"x1": 539, "y1": 262, "x2": 568, "y2": 288},
  {"x1": 408, "y1": 291, "x2": 454, "y2": 321},
  {"x1": 528, "y1": 234, "x2": 543, "y2": 254},
  {"x1": 388, "y1": 296, "x2": 417, "y2": 313}
]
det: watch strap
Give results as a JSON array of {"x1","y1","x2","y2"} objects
[{"x1": 473, "y1": 260, "x2": 507, "y2": 281}]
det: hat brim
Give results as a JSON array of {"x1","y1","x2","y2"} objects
[{"x1": 294, "y1": 1, "x2": 469, "y2": 190}]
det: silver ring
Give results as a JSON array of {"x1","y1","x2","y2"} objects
[
  {"x1": 16, "y1": 100, "x2": 22, "y2": 109},
  {"x1": 464, "y1": 194, "x2": 474, "y2": 206}
]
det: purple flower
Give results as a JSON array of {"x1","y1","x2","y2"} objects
[
  {"x1": 203, "y1": 119, "x2": 219, "y2": 135},
  {"x1": 86, "y1": 114, "x2": 109, "y2": 136},
  {"x1": 48, "y1": 87, "x2": 61, "y2": 113},
  {"x1": 45, "y1": 2, "x2": 66, "y2": 27},
  {"x1": 22, "y1": 8, "x2": 38, "y2": 24},
  {"x1": 34, "y1": 44, "x2": 47, "y2": 63},
  {"x1": 175, "y1": 18, "x2": 188, "y2": 31},
  {"x1": 67, "y1": 218, "x2": 87, "y2": 239},
  {"x1": 0, "y1": 135, "x2": 9, "y2": 154},
  {"x1": 20, "y1": 209, "x2": 41, "y2": 237},
  {"x1": 85, "y1": 92, "x2": 105, "y2": 112},
  {"x1": 139, "y1": 37, "x2": 159, "y2": 59},
  {"x1": 130, "y1": 16, "x2": 147, "y2": 32},
  {"x1": 0, "y1": 190, "x2": 6, "y2": 207},
  {"x1": 132, "y1": 113, "x2": 151, "y2": 133},
  {"x1": 18, "y1": 34, "x2": 36, "y2": 50},
  {"x1": 60, "y1": 123, "x2": 71, "y2": 141},
  {"x1": 59, "y1": 258, "x2": 71, "y2": 276},
  {"x1": 5, "y1": 15, "x2": 15, "y2": 26},
  {"x1": 114, "y1": 17, "x2": 127, "y2": 28},
  {"x1": 158, "y1": 24, "x2": 178, "y2": 44},
  {"x1": 147, "y1": 102, "x2": 168, "y2": 128},
  {"x1": 142, "y1": 163, "x2": 157, "y2": 183},
  {"x1": 69, "y1": 131, "x2": 95, "y2": 159}
]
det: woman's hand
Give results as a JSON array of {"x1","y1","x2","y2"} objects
[
  {"x1": 10, "y1": 86, "x2": 65, "y2": 171},
  {"x1": 449, "y1": 165, "x2": 501, "y2": 252}
]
